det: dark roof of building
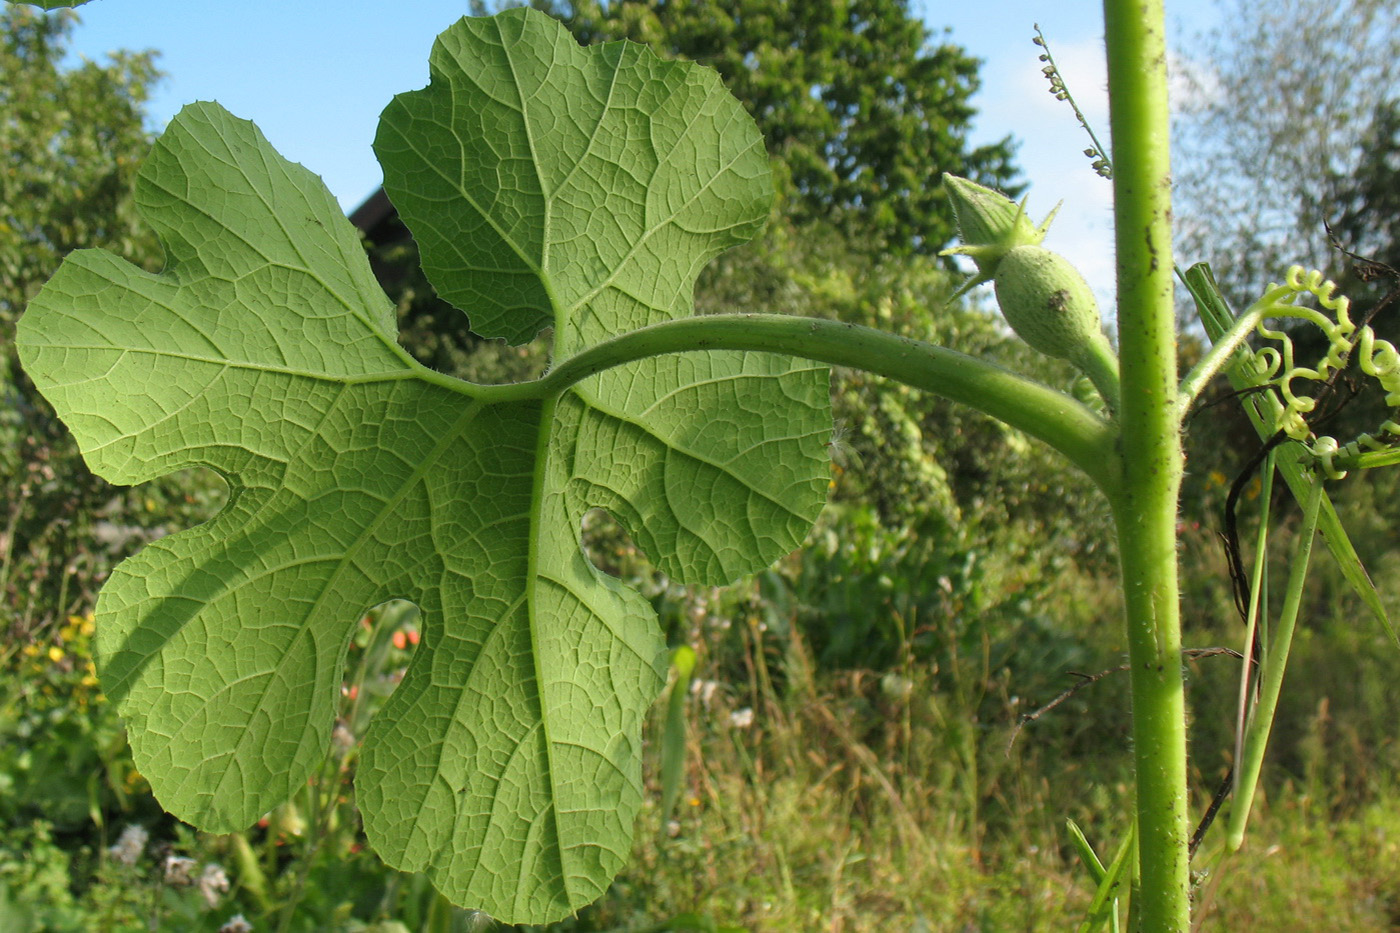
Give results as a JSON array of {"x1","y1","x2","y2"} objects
[{"x1": 348, "y1": 187, "x2": 398, "y2": 242}]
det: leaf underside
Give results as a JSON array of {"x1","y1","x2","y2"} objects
[{"x1": 17, "y1": 9, "x2": 830, "y2": 923}]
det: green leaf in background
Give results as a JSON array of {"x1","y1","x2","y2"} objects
[
  {"x1": 16, "y1": 9, "x2": 830, "y2": 923},
  {"x1": 659, "y1": 644, "x2": 697, "y2": 828}
]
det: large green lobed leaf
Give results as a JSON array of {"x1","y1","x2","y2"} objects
[{"x1": 16, "y1": 9, "x2": 829, "y2": 923}]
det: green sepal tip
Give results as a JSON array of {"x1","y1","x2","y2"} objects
[{"x1": 940, "y1": 173, "x2": 1060, "y2": 301}]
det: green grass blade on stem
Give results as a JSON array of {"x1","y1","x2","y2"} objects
[
  {"x1": 227, "y1": 831, "x2": 271, "y2": 915},
  {"x1": 1226, "y1": 475, "x2": 1326, "y2": 850},
  {"x1": 1233, "y1": 449, "x2": 1274, "y2": 807},
  {"x1": 1076, "y1": 819, "x2": 1135, "y2": 933},
  {"x1": 1182, "y1": 263, "x2": 1396, "y2": 646},
  {"x1": 659, "y1": 644, "x2": 697, "y2": 831},
  {"x1": 1066, "y1": 817, "x2": 1108, "y2": 884},
  {"x1": 1066, "y1": 818, "x2": 1122, "y2": 933}
]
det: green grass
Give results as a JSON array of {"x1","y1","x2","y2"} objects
[{"x1": 579, "y1": 604, "x2": 1400, "y2": 931}]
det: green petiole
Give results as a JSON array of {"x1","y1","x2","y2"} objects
[{"x1": 473, "y1": 312, "x2": 1122, "y2": 495}]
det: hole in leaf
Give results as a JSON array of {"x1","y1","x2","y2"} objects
[
  {"x1": 394, "y1": 287, "x2": 554, "y2": 384},
  {"x1": 340, "y1": 598, "x2": 421, "y2": 738},
  {"x1": 94, "y1": 466, "x2": 229, "y2": 556},
  {"x1": 580, "y1": 506, "x2": 649, "y2": 581}
]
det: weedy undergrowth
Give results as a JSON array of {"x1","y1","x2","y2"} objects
[{"x1": 11, "y1": 2, "x2": 1400, "y2": 931}]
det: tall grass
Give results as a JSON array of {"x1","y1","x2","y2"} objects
[{"x1": 3, "y1": 486, "x2": 1400, "y2": 929}]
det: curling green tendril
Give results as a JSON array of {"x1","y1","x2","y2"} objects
[{"x1": 1242, "y1": 266, "x2": 1400, "y2": 479}]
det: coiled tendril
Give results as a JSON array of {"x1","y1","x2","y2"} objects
[{"x1": 1242, "y1": 266, "x2": 1400, "y2": 479}]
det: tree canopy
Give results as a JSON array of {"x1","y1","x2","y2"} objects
[
  {"x1": 1, "y1": 6, "x2": 176, "y2": 633},
  {"x1": 0, "y1": 6, "x2": 159, "y2": 327},
  {"x1": 1327, "y1": 98, "x2": 1400, "y2": 300},
  {"x1": 1173, "y1": 0, "x2": 1400, "y2": 309}
]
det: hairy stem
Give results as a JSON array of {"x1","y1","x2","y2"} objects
[{"x1": 1103, "y1": 0, "x2": 1189, "y2": 930}]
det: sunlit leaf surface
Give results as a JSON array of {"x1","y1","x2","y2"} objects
[{"x1": 17, "y1": 10, "x2": 830, "y2": 922}]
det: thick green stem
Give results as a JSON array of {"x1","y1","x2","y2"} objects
[
  {"x1": 1103, "y1": 0, "x2": 1189, "y2": 930},
  {"x1": 475, "y1": 313, "x2": 1120, "y2": 495}
]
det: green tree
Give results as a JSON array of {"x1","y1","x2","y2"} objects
[
  {"x1": 1173, "y1": 0, "x2": 1400, "y2": 310},
  {"x1": 1326, "y1": 98, "x2": 1400, "y2": 297},
  {"x1": 0, "y1": 6, "x2": 159, "y2": 324},
  {"x1": 0, "y1": 7, "x2": 197, "y2": 634}
]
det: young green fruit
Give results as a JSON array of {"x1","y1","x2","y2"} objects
[
  {"x1": 994, "y1": 245, "x2": 1100, "y2": 361},
  {"x1": 994, "y1": 245, "x2": 1120, "y2": 411}
]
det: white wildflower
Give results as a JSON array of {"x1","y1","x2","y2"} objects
[
  {"x1": 163, "y1": 854, "x2": 197, "y2": 886},
  {"x1": 728, "y1": 707, "x2": 755, "y2": 729},
  {"x1": 219, "y1": 915, "x2": 253, "y2": 933},
  {"x1": 332, "y1": 720, "x2": 356, "y2": 756},
  {"x1": 690, "y1": 679, "x2": 719, "y2": 707},
  {"x1": 107, "y1": 824, "x2": 148, "y2": 866},
  {"x1": 199, "y1": 862, "x2": 230, "y2": 908}
]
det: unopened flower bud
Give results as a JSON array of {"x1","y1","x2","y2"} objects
[{"x1": 940, "y1": 174, "x2": 1060, "y2": 300}]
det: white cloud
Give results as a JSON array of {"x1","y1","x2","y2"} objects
[{"x1": 1167, "y1": 48, "x2": 1221, "y2": 114}]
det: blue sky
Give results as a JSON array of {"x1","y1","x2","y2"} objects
[{"x1": 61, "y1": 0, "x2": 1224, "y2": 306}]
